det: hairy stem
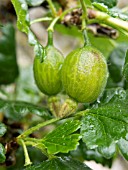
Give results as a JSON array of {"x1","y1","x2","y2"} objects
[
  {"x1": 47, "y1": 0, "x2": 57, "y2": 17},
  {"x1": 47, "y1": 16, "x2": 60, "y2": 32},
  {"x1": 20, "y1": 139, "x2": 32, "y2": 166},
  {"x1": 80, "y1": 0, "x2": 88, "y2": 22},
  {"x1": 80, "y1": 0, "x2": 90, "y2": 45},
  {"x1": 17, "y1": 118, "x2": 59, "y2": 139},
  {"x1": 60, "y1": 6, "x2": 80, "y2": 20},
  {"x1": 88, "y1": 9, "x2": 128, "y2": 32},
  {"x1": 30, "y1": 17, "x2": 52, "y2": 25},
  {"x1": 74, "y1": 109, "x2": 90, "y2": 119},
  {"x1": 83, "y1": 29, "x2": 91, "y2": 46},
  {"x1": 47, "y1": 30, "x2": 53, "y2": 45}
]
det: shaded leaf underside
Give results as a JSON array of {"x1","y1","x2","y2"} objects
[{"x1": 0, "y1": 99, "x2": 51, "y2": 120}]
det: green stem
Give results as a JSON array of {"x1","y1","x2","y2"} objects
[
  {"x1": 24, "y1": 137, "x2": 43, "y2": 142},
  {"x1": 47, "y1": 17, "x2": 60, "y2": 46},
  {"x1": 60, "y1": 6, "x2": 80, "y2": 20},
  {"x1": 80, "y1": 0, "x2": 88, "y2": 21},
  {"x1": 74, "y1": 109, "x2": 90, "y2": 119},
  {"x1": 83, "y1": 29, "x2": 91, "y2": 46},
  {"x1": 80, "y1": 0, "x2": 90, "y2": 46},
  {"x1": 47, "y1": 0, "x2": 57, "y2": 17},
  {"x1": 30, "y1": 17, "x2": 52, "y2": 25},
  {"x1": 80, "y1": 0, "x2": 88, "y2": 30},
  {"x1": 47, "y1": 16, "x2": 60, "y2": 32},
  {"x1": 17, "y1": 118, "x2": 59, "y2": 139},
  {"x1": 47, "y1": 6, "x2": 81, "y2": 32},
  {"x1": 48, "y1": 30, "x2": 53, "y2": 46},
  {"x1": 89, "y1": 9, "x2": 128, "y2": 32},
  {"x1": 20, "y1": 139, "x2": 32, "y2": 166},
  {"x1": 30, "y1": 7, "x2": 80, "y2": 27}
]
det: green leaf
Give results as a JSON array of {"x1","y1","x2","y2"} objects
[
  {"x1": 0, "y1": 143, "x2": 6, "y2": 163},
  {"x1": 109, "y1": 8, "x2": 128, "y2": 21},
  {"x1": 28, "y1": 30, "x2": 44, "y2": 59},
  {"x1": 0, "y1": 24, "x2": 19, "y2": 85},
  {"x1": 11, "y1": 0, "x2": 29, "y2": 33},
  {"x1": 11, "y1": 1, "x2": 44, "y2": 61},
  {"x1": 6, "y1": 146, "x2": 47, "y2": 170},
  {"x1": 0, "y1": 123, "x2": 7, "y2": 137},
  {"x1": 123, "y1": 50, "x2": 128, "y2": 81},
  {"x1": 84, "y1": 0, "x2": 92, "y2": 7},
  {"x1": 126, "y1": 90, "x2": 128, "y2": 99},
  {"x1": 97, "y1": 143, "x2": 116, "y2": 159},
  {"x1": 43, "y1": 120, "x2": 81, "y2": 154},
  {"x1": 117, "y1": 32, "x2": 128, "y2": 43},
  {"x1": 70, "y1": 140, "x2": 113, "y2": 167},
  {"x1": 81, "y1": 99, "x2": 128, "y2": 157},
  {"x1": 0, "y1": 99, "x2": 51, "y2": 121},
  {"x1": 26, "y1": 0, "x2": 45, "y2": 6},
  {"x1": 118, "y1": 138, "x2": 128, "y2": 160},
  {"x1": 91, "y1": 0, "x2": 117, "y2": 8},
  {"x1": 25, "y1": 157, "x2": 92, "y2": 170},
  {"x1": 108, "y1": 43, "x2": 128, "y2": 83},
  {"x1": 93, "y1": 2, "x2": 108, "y2": 12},
  {"x1": 98, "y1": 87, "x2": 126, "y2": 105}
]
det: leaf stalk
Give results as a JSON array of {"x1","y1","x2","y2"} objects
[
  {"x1": 20, "y1": 139, "x2": 32, "y2": 166},
  {"x1": 17, "y1": 118, "x2": 59, "y2": 139}
]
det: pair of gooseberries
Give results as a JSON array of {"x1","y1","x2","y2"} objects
[{"x1": 33, "y1": 35, "x2": 108, "y2": 103}]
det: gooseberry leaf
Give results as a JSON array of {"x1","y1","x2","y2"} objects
[
  {"x1": 108, "y1": 43, "x2": 128, "y2": 83},
  {"x1": 28, "y1": 30, "x2": 44, "y2": 59},
  {"x1": 97, "y1": 143, "x2": 116, "y2": 159},
  {"x1": 0, "y1": 144, "x2": 6, "y2": 163},
  {"x1": 109, "y1": 8, "x2": 128, "y2": 21},
  {"x1": 0, "y1": 99, "x2": 51, "y2": 121},
  {"x1": 91, "y1": 0, "x2": 117, "y2": 8},
  {"x1": 70, "y1": 140, "x2": 113, "y2": 167},
  {"x1": 11, "y1": 0, "x2": 29, "y2": 33},
  {"x1": 0, "y1": 24, "x2": 19, "y2": 85},
  {"x1": 11, "y1": 1, "x2": 45, "y2": 63},
  {"x1": 118, "y1": 138, "x2": 128, "y2": 160},
  {"x1": 25, "y1": 157, "x2": 92, "y2": 170},
  {"x1": 123, "y1": 49, "x2": 128, "y2": 81},
  {"x1": 84, "y1": 0, "x2": 92, "y2": 7},
  {"x1": 0, "y1": 123, "x2": 7, "y2": 137},
  {"x1": 43, "y1": 120, "x2": 81, "y2": 154},
  {"x1": 92, "y1": 2, "x2": 108, "y2": 12},
  {"x1": 81, "y1": 99, "x2": 128, "y2": 159},
  {"x1": 99, "y1": 87, "x2": 126, "y2": 105}
]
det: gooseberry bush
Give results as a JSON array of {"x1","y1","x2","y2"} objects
[{"x1": 0, "y1": 0, "x2": 128, "y2": 169}]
